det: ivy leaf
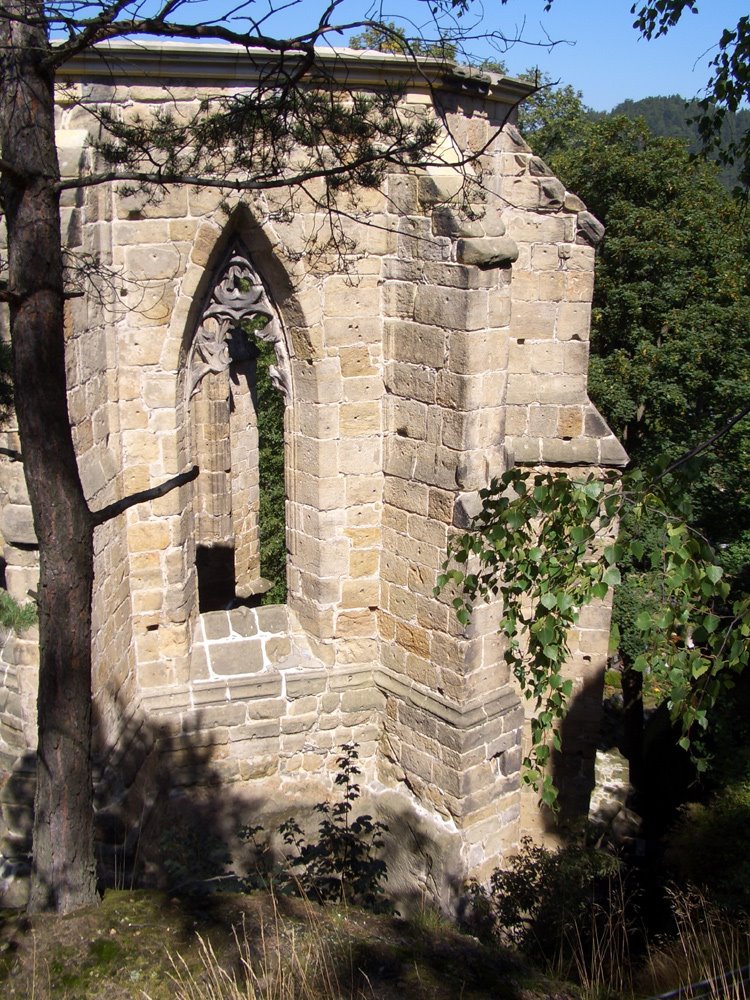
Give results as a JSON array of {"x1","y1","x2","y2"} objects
[{"x1": 602, "y1": 566, "x2": 622, "y2": 587}]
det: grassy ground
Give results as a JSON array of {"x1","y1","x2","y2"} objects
[{"x1": 0, "y1": 889, "x2": 571, "y2": 1000}]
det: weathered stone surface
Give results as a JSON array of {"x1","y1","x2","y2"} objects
[
  {"x1": 0, "y1": 505, "x2": 36, "y2": 546},
  {"x1": 210, "y1": 639, "x2": 264, "y2": 675},
  {"x1": 455, "y1": 237, "x2": 519, "y2": 269},
  {"x1": 431, "y1": 206, "x2": 484, "y2": 239},
  {"x1": 539, "y1": 177, "x2": 566, "y2": 211},
  {"x1": 202, "y1": 612, "x2": 230, "y2": 641},
  {"x1": 0, "y1": 55, "x2": 627, "y2": 911},
  {"x1": 528, "y1": 156, "x2": 552, "y2": 177},
  {"x1": 576, "y1": 210, "x2": 606, "y2": 246},
  {"x1": 229, "y1": 606, "x2": 258, "y2": 637},
  {"x1": 255, "y1": 606, "x2": 288, "y2": 634}
]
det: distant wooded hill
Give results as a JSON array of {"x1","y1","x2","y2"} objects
[{"x1": 605, "y1": 95, "x2": 750, "y2": 191}]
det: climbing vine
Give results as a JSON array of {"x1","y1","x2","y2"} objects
[{"x1": 436, "y1": 466, "x2": 750, "y2": 808}]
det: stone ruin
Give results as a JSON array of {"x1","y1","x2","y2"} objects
[{"x1": 0, "y1": 42, "x2": 626, "y2": 906}]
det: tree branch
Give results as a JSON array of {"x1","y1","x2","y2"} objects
[
  {"x1": 46, "y1": 14, "x2": 318, "y2": 68},
  {"x1": 656, "y1": 401, "x2": 750, "y2": 481},
  {"x1": 54, "y1": 143, "x2": 448, "y2": 193},
  {"x1": 91, "y1": 465, "x2": 198, "y2": 526}
]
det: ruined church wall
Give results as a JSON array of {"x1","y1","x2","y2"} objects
[{"x1": 0, "y1": 48, "x2": 626, "y2": 893}]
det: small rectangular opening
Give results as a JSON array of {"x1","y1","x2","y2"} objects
[{"x1": 196, "y1": 544, "x2": 237, "y2": 612}]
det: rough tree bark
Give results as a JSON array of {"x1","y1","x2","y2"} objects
[{"x1": 0, "y1": 1, "x2": 98, "y2": 912}]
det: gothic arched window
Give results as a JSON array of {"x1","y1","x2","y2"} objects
[{"x1": 187, "y1": 244, "x2": 290, "y2": 611}]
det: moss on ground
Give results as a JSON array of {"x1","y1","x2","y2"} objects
[{"x1": 0, "y1": 888, "x2": 567, "y2": 999}]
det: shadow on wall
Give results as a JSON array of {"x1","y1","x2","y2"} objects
[
  {"x1": 0, "y1": 685, "x2": 467, "y2": 919},
  {"x1": 551, "y1": 667, "x2": 606, "y2": 833}
]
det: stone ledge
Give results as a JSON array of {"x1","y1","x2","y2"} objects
[
  {"x1": 140, "y1": 661, "x2": 377, "y2": 716},
  {"x1": 507, "y1": 402, "x2": 628, "y2": 468},
  {"x1": 374, "y1": 666, "x2": 519, "y2": 730}
]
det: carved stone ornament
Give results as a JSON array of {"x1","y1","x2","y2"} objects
[{"x1": 187, "y1": 246, "x2": 291, "y2": 402}]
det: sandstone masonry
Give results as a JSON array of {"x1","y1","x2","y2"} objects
[{"x1": 0, "y1": 43, "x2": 626, "y2": 905}]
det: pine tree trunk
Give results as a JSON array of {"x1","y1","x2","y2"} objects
[{"x1": 0, "y1": 2, "x2": 98, "y2": 912}]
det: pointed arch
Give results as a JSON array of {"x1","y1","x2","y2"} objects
[{"x1": 186, "y1": 236, "x2": 292, "y2": 611}]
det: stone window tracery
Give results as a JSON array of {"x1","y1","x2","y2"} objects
[{"x1": 188, "y1": 244, "x2": 289, "y2": 610}]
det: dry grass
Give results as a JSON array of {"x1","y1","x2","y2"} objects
[
  {"x1": 567, "y1": 873, "x2": 636, "y2": 999},
  {"x1": 640, "y1": 887, "x2": 750, "y2": 1000},
  {"x1": 0, "y1": 887, "x2": 528, "y2": 999},
  {"x1": 162, "y1": 893, "x2": 374, "y2": 1000}
]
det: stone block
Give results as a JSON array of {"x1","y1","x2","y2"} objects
[
  {"x1": 455, "y1": 237, "x2": 518, "y2": 269},
  {"x1": 600, "y1": 436, "x2": 629, "y2": 467},
  {"x1": 398, "y1": 217, "x2": 451, "y2": 262},
  {"x1": 557, "y1": 406, "x2": 584, "y2": 439},
  {"x1": 124, "y1": 244, "x2": 181, "y2": 281},
  {"x1": 386, "y1": 174, "x2": 418, "y2": 214},
  {"x1": 339, "y1": 346, "x2": 377, "y2": 378},
  {"x1": 256, "y1": 605, "x2": 288, "y2": 634},
  {"x1": 576, "y1": 210, "x2": 605, "y2": 246},
  {"x1": 447, "y1": 329, "x2": 508, "y2": 376},
  {"x1": 265, "y1": 637, "x2": 292, "y2": 663},
  {"x1": 387, "y1": 321, "x2": 447, "y2": 370},
  {"x1": 128, "y1": 522, "x2": 170, "y2": 553},
  {"x1": 342, "y1": 375, "x2": 385, "y2": 404},
  {"x1": 323, "y1": 278, "x2": 380, "y2": 318},
  {"x1": 293, "y1": 358, "x2": 343, "y2": 404},
  {"x1": 511, "y1": 301, "x2": 557, "y2": 339},
  {"x1": 325, "y1": 317, "x2": 382, "y2": 348},
  {"x1": 384, "y1": 477, "x2": 429, "y2": 516},
  {"x1": 556, "y1": 302, "x2": 591, "y2": 342},
  {"x1": 432, "y1": 206, "x2": 484, "y2": 239},
  {"x1": 340, "y1": 401, "x2": 381, "y2": 436},
  {"x1": 202, "y1": 611, "x2": 230, "y2": 640},
  {"x1": 417, "y1": 173, "x2": 465, "y2": 208},
  {"x1": 539, "y1": 177, "x2": 565, "y2": 211},
  {"x1": 229, "y1": 606, "x2": 258, "y2": 637},
  {"x1": 422, "y1": 261, "x2": 497, "y2": 290},
  {"x1": 341, "y1": 579, "x2": 380, "y2": 609},
  {"x1": 385, "y1": 361, "x2": 436, "y2": 403},
  {"x1": 1, "y1": 505, "x2": 36, "y2": 546},
  {"x1": 413, "y1": 287, "x2": 488, "y2": 332},
  {"x1": 528, "y1": 342, "x2": 565, "y2": 374},
  {"x1": 210, "y1": 639, "x2": 264, "y2": 675}
]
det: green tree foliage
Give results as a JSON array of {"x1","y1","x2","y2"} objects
[
  {"x1": 468, "y1": 836, "x2": 622, "y2": 977},
  {"x1": 0, "y1": 590, "x2": 37, "y2": 632},
  {"x1": 515, "y1": 71, "x2": 596, "y2": 163},
  {"x1": 254, "y1": 336, "x2": 287, "y2": 606},
  {"x1": 630, "y1": 2, "x2": 750, "y2": 191},
  {"x1": 276, "y1": 743, "x2": 390, "y2": 909},
  {"x1": 349, "y1": 21, "x2": 456, "y2": 61},
  {"x1": 547, "y1": 117, "x2": 750, "y2": 583},
  {"x1": 438, "y1": 466, "x2": 750, "y2": 804},
  {"x1": 610, "y1": 95, "x2": 750, "y2": 191}
]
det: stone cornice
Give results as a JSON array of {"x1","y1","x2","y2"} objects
[{"x1": 55, "y1": 40, "x2": 533, "y2": 109}]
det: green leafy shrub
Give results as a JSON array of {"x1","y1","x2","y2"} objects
[
  {"x1": 273, "y1": 743, "x2": 390, "y2": 910},
  {"x1": 468, "y1": 836, "x2": 625, "y2": 977}
]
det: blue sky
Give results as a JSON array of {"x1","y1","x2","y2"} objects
[
  {"x1": 486, "y1": 1, "x2": 748, "y2": 110},
  {"x1": 242, "y1": 0, "x2": 746, "y2": 112},
  {"x1": 130, "y1": 0, "x2": 747, "y2": 112}
]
